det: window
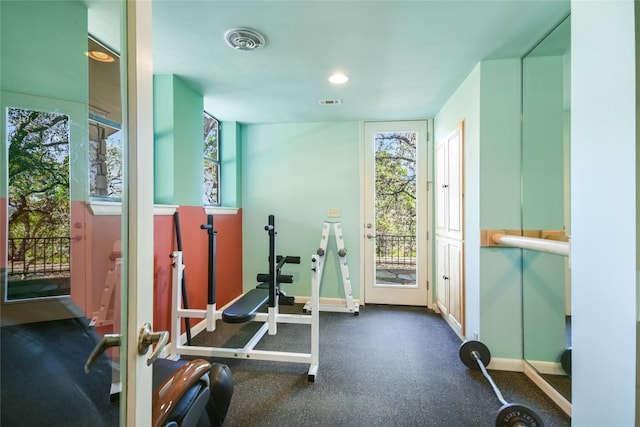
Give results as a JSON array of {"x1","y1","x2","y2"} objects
[
  {"x1": 203, "y1": 112, "x2": 220, "y2": 205},
  {"x1": 88, "y1": 36, "x2": 122, "y2": 201},
  {"x1": 89, "y1": 118, "x2": 122, "y2": 200}
]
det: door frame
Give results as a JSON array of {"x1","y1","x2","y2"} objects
[
  {"x1": 359, "y1": 120, "x2": 434, "y2": 308},
  {"x1": 123, "y1": 0, "x2": 155, "y2": 424}
]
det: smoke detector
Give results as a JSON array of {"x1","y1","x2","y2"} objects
[{"x1": 224, "y1": 28, "x2": 266, "y2": 51}]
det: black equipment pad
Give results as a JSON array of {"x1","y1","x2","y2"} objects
[{"x1": 222, "y1": 288, "x2": 269, "y2": 323}]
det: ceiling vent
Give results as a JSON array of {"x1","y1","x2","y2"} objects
[
  {"x1": 224, "y1": 28, "x2": 266, "y2": 51},
  {"x1": 318, "y1": 99, "x2": 342, "y2": 105}
]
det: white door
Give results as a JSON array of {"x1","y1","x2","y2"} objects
[
  {"x1": 362, "y1": 121, "x2": 431, "y2": 306},
  {"x1": 1, "y1": 1, "x2": 156, "y2": 425},
  {"x1": 124, "y1": 1, "x2": 156, "y2": 424}
]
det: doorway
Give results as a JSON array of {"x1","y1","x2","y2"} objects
[{"x1": 362, "y1": 120, "x2": 431, "y2": 306}]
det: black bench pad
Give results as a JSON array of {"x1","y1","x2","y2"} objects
[{"x1": 222, "y1": 288, "x2": 269, "y2": 323}]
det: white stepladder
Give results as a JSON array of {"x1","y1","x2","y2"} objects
[{"x1": 303, "y1": 221, "x2": 359, "y2": 315}]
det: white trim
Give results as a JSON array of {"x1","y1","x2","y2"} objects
[
  {"x1": 485, "y1": 356, "x2": 524, "y2": 372},
  {"x1": 525, "y1": 359, "x2": 566, "y2": 376},
  {"x1": 358, "y1": 121, "x2": 366, "y2": 308},
  {"x1": 87, "y1": 202, "x2": 179, "y2": 216},
  {"x1": 361, "y1": 120, "x2": 431, "y2": 306},
  {"x1": 296, "y1": 295, "x2": 362, "y2": 308},
  {"x1": 524, "y1": 362, "x2": 572, "y2": 416},
  {"x1": 477, "y1": 357, "x2": 572, "y2": 417},
  {"x1": 153, "y1": 204, "x2": 179, "y2": 216},
  {"x1": 125, "y1": 0, "x2": 155, "y2": 424},
  {"x1": 204, "y1": 206, "x2": 239, "y2": 215}
]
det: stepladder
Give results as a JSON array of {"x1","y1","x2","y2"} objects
[
  {"x1": 90, "y1": 240, "x2": 122, "y2": 329},
  {"x1": 303, "y1": 221, "x2": 359, "y2": 314}
]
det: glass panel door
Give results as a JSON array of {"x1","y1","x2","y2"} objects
[{"x1": 363, "y1": 121, "x2": 430, "y2": 306}]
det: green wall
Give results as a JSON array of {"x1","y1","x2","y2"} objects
[
  {"x1": 220, "y1": 121, "x2": 242, "y2": 207},
  {"x1": 521, "y1": 54, "x2": 567, "y2": 364},
  {"x1": 153, "y1": 75, "x2": 204, "y2": 206},
  {"x1": 522, "y1": 56, "x2": 565, "y2": 229},
  {"x1": 477, "y1": 59, "x2": 523, "y2": 360},
  {"x1": 240, "y1": 122, "x2": 361, "y2": 299},
  {"x1": 0, "y1": 0, "x2": 89, "y2": 201},
  {"x1": 0, "y1": 1, "x2": 87, "y2": 101},
  {"x1": 436, "y1": 59, "x2": 524, "y2": 360}
]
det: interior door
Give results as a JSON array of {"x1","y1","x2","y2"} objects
[
  {"x1": 1, "y1": 1, "x2": 156, "y2": 425},
  {"x1": 123, "y1": 0, "x2": 156, "y2": 424},
  {"x1": 362, "y1": 121, "x2": 431, "y2": 306}
]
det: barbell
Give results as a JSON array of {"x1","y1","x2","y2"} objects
[{"x1": 459, "y1": 340, "x2": 544, "y2": 427}]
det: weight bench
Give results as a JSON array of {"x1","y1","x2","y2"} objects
[{"x1": 221, "y1": 288, "x2": 269, "y2": 323}]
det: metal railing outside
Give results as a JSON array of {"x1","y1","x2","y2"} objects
[
  {"x1": 7, "y1": 237, "x2": 71, "y2": 279},
  {"x1": 375, "y1": 234, "x2": 416, "y2": 267}
]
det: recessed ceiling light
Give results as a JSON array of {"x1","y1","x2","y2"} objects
[
  {"x1": 329, "y1": 72, "x2": 349, "y2": 85},
  {"x1": 87, "y1": 50, "x2": 115, "y2": 63}
]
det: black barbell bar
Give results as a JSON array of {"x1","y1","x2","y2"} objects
[{"x1": 459, "y1": 340, "x2": 544, "y2": 427}]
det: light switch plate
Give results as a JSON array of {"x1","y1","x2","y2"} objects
[{"x1": 328, "y1": 208, "x2": 341, "y2": 218}]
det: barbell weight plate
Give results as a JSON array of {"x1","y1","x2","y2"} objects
[
  {"x1": 560, "y1": 347, "x2": 571, "y2": 376},
  {"x1": 459, "y1": 340, "x2": 491, "y2": 370},
  {"x1": 495, "y1": 403, "x2": 544, "y2": 427}
]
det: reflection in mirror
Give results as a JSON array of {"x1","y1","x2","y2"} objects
[
  {"x1": 7, "y1": 108, "x2": 71, "y2": 300},
  {"x1": 521, "y1": 15, "x2": 571, "y2": 403},
  {"x1": 1, "y1": 0, "x2": 125, "y2": 424}
]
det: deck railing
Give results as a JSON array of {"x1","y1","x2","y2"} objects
[
  {"x1": 7, "y1": 236, "x2": 71, "y2": 278},
  {"x1": 375, "y1": 234, "x2": 416, "y2": 267}
]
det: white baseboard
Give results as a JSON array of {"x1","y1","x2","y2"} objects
[
  {"x1": 526, "y1": 359, "x2": 565, "y2": 376},
  {"x1": 486, "y1": 356, "x2": 524, "y2": 372},
  {"x1": 471, "y1": 357, "x2": 571, "y2": 417},
  {"x1": 293, "y1": 296, "x2": 362, "y2": 307},
  {"x1": 524, "y1": 362, "x2": 572, "y2": 416}
]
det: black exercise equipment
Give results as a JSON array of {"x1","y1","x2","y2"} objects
[
  {"x1": 560, "y1": 347, "x2": 571, "y2": 376},
  {"x1": 221, "y1": 214, "x2": 300, "y2": 322},
  {"x1": 459, "y1": 340, "x2": 545, "y2": 427},
  {"x1": 169, "y1": 213, "x2": 319, "y2": 381},
  {"x1": 221, "y1": 288, "x2": 269, "y2": 323},
  {"x1": 174, "y1": 212, "x2": 192, "y2": 345},
  {"x1": 153, "y1": 358, "x2": 233, "y2": 427},
  {"x1": 200, "y1": 214, "x2": 218, "y2": 313}
]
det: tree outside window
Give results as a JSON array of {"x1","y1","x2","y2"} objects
[{"x1": 203, "y1": 112, "x2": 220, "y2": 205}]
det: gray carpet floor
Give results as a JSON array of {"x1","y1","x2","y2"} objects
[{"x1": 189, "y1": 304, "x2": 571, "y2": 427}]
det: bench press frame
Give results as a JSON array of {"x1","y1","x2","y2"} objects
[{"x1": 167, "y1": 214, "x2": 320, "y2": 382}]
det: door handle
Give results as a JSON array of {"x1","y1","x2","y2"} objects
[
  {"x1": 138, "y1": 322, "x2": 169, "y2": 366},
  {"x1": 85, "y1": 323, "x2": 169, "y2": 373},
  {"x1": 85, "y1": 334, "x2": 121, "y2": 373},
  {"x1": 366, "y1": 234, "x2": 376, "y2": 239}
]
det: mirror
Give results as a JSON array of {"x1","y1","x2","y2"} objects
[
  {"x1": 521, "y1": 15, "x2": 571, "y2": 402},
  {"x1": 1, "y1": 0, "x2": 127, "y2": 424}
]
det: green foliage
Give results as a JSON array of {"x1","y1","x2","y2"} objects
[
  {"x1": 203, "y1": 112, "x2": 219, "y2": 204},
  {"x1": 7, "y1": 108, "x2": 70, "y2": 241},
  {"x1": 375, "y1": 132, "x2": 416, "y2": 236}
]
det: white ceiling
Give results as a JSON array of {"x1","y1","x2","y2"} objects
[{"x1": 89, "y1": 0, "x2": 570, "y2": 124}]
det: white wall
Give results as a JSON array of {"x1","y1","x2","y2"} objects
[{"x1": 571, "y1": 1, "x2": 637, "y2": 424}]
